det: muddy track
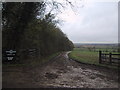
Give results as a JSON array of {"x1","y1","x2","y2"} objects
[{"x1": 3, "y1": 52, "x2": 119, "y2": 88}]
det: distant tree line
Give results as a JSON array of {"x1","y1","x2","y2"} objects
[{"x1": 2, "y1": 2, "x2": 74, "y2": 59}]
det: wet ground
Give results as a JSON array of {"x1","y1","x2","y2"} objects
[{"x1": 2, "y1": 52, "x2": 119, "y2": 88}]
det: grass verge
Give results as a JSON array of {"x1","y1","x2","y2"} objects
[
  {"x1": 69, "y1": 48, "x2": 119, "y2": 70},
  {"x1": 3, "y1": 52, "x2": 61, "y2": 67}
]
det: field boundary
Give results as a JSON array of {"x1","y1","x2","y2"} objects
[
  {"x1": 99, "y1": 51, "x2": 120, "y2": 65},
  {"x1": 3, "y1": 52, "x2": 62, "y2": 68},
  {"x1": 68, "y1": 53, "x2": 119, "y2": 70}
]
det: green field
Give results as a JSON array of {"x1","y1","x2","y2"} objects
[
  {"x1": 69, "y1": 48, "x2": 118, "y2": 69},
  {"x1": 69, "y1": 48, "x2": 99, "y2": 64}
]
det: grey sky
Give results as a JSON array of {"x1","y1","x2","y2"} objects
[{"x1": 57, "y1": 0, "x2": 118, "y2": 43}]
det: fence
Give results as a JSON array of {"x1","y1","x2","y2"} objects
[{"x1": 99, "y1": 51, "x2": 120, "y2": 65}]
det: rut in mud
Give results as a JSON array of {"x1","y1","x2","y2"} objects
[{"x1": 3, "y1": 52, "x2": 119, "y2": 88}]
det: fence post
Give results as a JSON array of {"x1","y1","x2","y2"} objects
[
  {"x1": 109, "y1": 52, "x2": 112, "y2": 64},
  {"x1": 99, "y1": 51, "x2": 102, "y2": 64}
]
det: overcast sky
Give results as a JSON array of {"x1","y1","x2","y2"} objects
[{"x1": 57, "y1": 0, "x2": 118, "y2": 43}]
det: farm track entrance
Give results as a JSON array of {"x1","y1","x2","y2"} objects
[{"x1": 3, "y1": 52, "x2": 119, "y2": 88}]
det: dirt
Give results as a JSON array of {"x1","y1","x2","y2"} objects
[{"x1": 2, "y1": 52, "x2": 119, "y2": 88}]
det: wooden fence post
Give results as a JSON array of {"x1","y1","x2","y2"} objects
[
  {"x1": 99, "y1": 51, "x2": 102, "y2": 64},
  {"x1": 109, "y1": 52, "x2": 112, "y2": 64}
]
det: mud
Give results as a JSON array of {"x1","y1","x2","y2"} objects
[{"x1": 2, "y1": 52, "x2": 119, "y2": 88}]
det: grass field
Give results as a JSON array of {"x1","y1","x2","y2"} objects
[
  {"x1": 69, "y1": 48, "x2": 99, "y2": 64},
  {"x1": 69, "y1": 48, "x2": 118, "y2": 69}
]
